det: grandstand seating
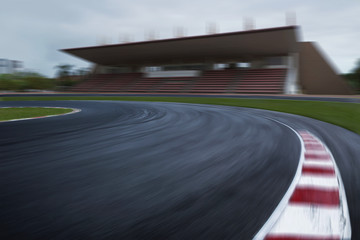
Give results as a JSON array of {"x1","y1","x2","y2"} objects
[
  {"x1": 69, "y1": 68, "x2": 287, "y2": 94},
  {"x1": 155, "y1": 77, "x2": 195, "y2": 93},
  {"x1": 70, "y1": 74, "x2": 111, "y2": 92},
  {"x1": 97, "y1": 73, "x2": 141, "y2": 92},
  {"x1": 126, "y1": 77, "x2": 164, "y2": 92},
  {"x1": 234, "y1": 68, "x2": 287, "y2": 94},
  {"x1": 190, "y1": 69, "x2": 238, "y2": 93}
]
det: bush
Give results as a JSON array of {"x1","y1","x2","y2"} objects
[
  {"x1": 0, "y1": 73, "x2": 55, "y2": 91},
  {"x1": 24, "y1": 77, "x2": 55, "y2": 90},
  {"x1": 0, "y1": 78, "x2": 15, "y2": 90}
]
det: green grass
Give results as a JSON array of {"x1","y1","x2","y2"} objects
[
  {"x1": 0, "y1": 107, "x2": 73, "y2": 121},
  {"x1": 1, "y1": 96, "x2": 359, "y2": 134}
]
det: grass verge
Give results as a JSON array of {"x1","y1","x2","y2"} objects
[
  {"x1": 1, "y1": 96, "x2": 359, "y2": 134},
  {"x1": 0, "y1": 107, "x2": 73, "y2": 121}
]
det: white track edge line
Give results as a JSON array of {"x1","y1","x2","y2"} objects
[
  {"x1": 0, "y1": 106, "x2": 81, "y2": 123},
  {"x1": 252, "y1": 117, "x2": 305, "y2": 240}
]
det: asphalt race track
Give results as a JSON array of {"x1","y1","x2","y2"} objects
[{"x1": 1, "y1": 101, "x2": 359, "y2": 239}]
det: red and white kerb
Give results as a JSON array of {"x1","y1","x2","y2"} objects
[{"x1": 255, "y1": 131, "x2": 351, "y2": 240}]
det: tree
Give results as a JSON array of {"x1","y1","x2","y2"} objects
[
  {"x1": 343, "y1": 59, "x2": 360, "y2": 92},
  {"x1": 354, "y1": 59, "x2": 360, "y2": 75},
  {"x1": 74, "y1": 67, "x2": 91, "y2": 76},
  {"x1": 55, "y1": 64, "x2": 74, "y2": 79},
  {"x1": 352, "y1": 59, "x2": 360, "y2": 91}
]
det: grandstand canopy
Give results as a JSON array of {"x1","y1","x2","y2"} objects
[{"x1": 62, "y1": 26, "x2": 299, "y2": 66}]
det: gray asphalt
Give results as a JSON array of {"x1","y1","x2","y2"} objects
[{"x1": 0, "y1": 101, "x2": 359, "y2": 239}]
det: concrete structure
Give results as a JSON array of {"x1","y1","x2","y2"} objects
[
  {"x1": 62, "y1": 26, "x2": 353, "y2": 94},
  {"x1": 298, "y1": 42, "x2": 353, "y2": 94},
  {"x1": 0, "y1": 59, "x2": 23, "y2": 74}
]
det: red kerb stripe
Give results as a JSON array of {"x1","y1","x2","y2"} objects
[
  {"x1": 304, "y1": 153, "x2": 331, "y2": 160},
  {"x1": 302, "y1": 137, "x2": 316, "y2": 140},
  {"x1": 300, "y1": 133, "x2": 314, "y2": 137},
  {"x1": 304, "y1": 144, "x2": 325, "y2": 150},
  {"x1": 302, "y1": 166, "x2": 335, "y2": 175},
  {"x1": 290, "y1": 188, "x2": 339, "y2": 206},
  {"x1": 303, "y1": 140, "x2": 317, "y2": 143}
]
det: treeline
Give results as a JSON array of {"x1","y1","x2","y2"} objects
[
  {"x1": 342, "y1": 59, "x2": 360, "y2": 93},
  {"x1": 0, "y1": 73, "x2": 55, "y2": 91},
  {"x1": 0, "y1": 64, "x2": 91, "y2": 91},
  {"x1": 54, "y1": 64, "x2": 90, "y2": 87}
]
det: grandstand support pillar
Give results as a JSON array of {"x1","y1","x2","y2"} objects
[
  {"x1": 210, "y1": 62, "x2": 216, "y2": 70},
  {"x1": 284, "y1": 53, "x2": 300, "y2": 94},
  {"x1": 90, "y1": 64, "x2": 98, "y2": 74}
]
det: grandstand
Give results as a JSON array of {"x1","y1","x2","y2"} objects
[
  {"x1": 62, "y1": 26, "x2": 353, "y2": 94},
  {"x1": 234, "y1": 68, "x2": 287, "y2": 94}
]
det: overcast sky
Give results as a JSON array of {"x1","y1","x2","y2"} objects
[{"x1": 1, "y1": 0, "x2": 359, "y2": 77}]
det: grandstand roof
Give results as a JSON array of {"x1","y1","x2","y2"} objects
[{"x1": 62, "y1": 26, "x2": 299, "y2": 66}]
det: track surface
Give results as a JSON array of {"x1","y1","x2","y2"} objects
[{"x1": 0, "y1": 101, "x2": 359, "y2": 239}]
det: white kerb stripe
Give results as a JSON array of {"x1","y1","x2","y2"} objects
[
  {"x1": 267, "y1": 204, "x2": 342, "y2": 236},
  {"x1": 305, "y1": 157, "x2": 332, "y2": 161},
  {"x1": 304, "y1": 150, "x2": 328, "y2": 154},
  {"x1": 303, "y1": 160, "x2": 334, "y2": 167},
  {"x1": 297, "y1": 175, "x2": 339, "y2": 189}
]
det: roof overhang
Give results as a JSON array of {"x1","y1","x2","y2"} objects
[{"x1": 61, "y1": 26, "x2": 299, "y2": 66}]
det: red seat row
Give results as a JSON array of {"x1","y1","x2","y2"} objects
[{"x1": 69, "y1": 68, "x2": 287, "y2": 94}]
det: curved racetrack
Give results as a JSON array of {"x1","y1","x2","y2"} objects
[{"x1": 1, "y1": 101, "x2": 359, "y2": 239}]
